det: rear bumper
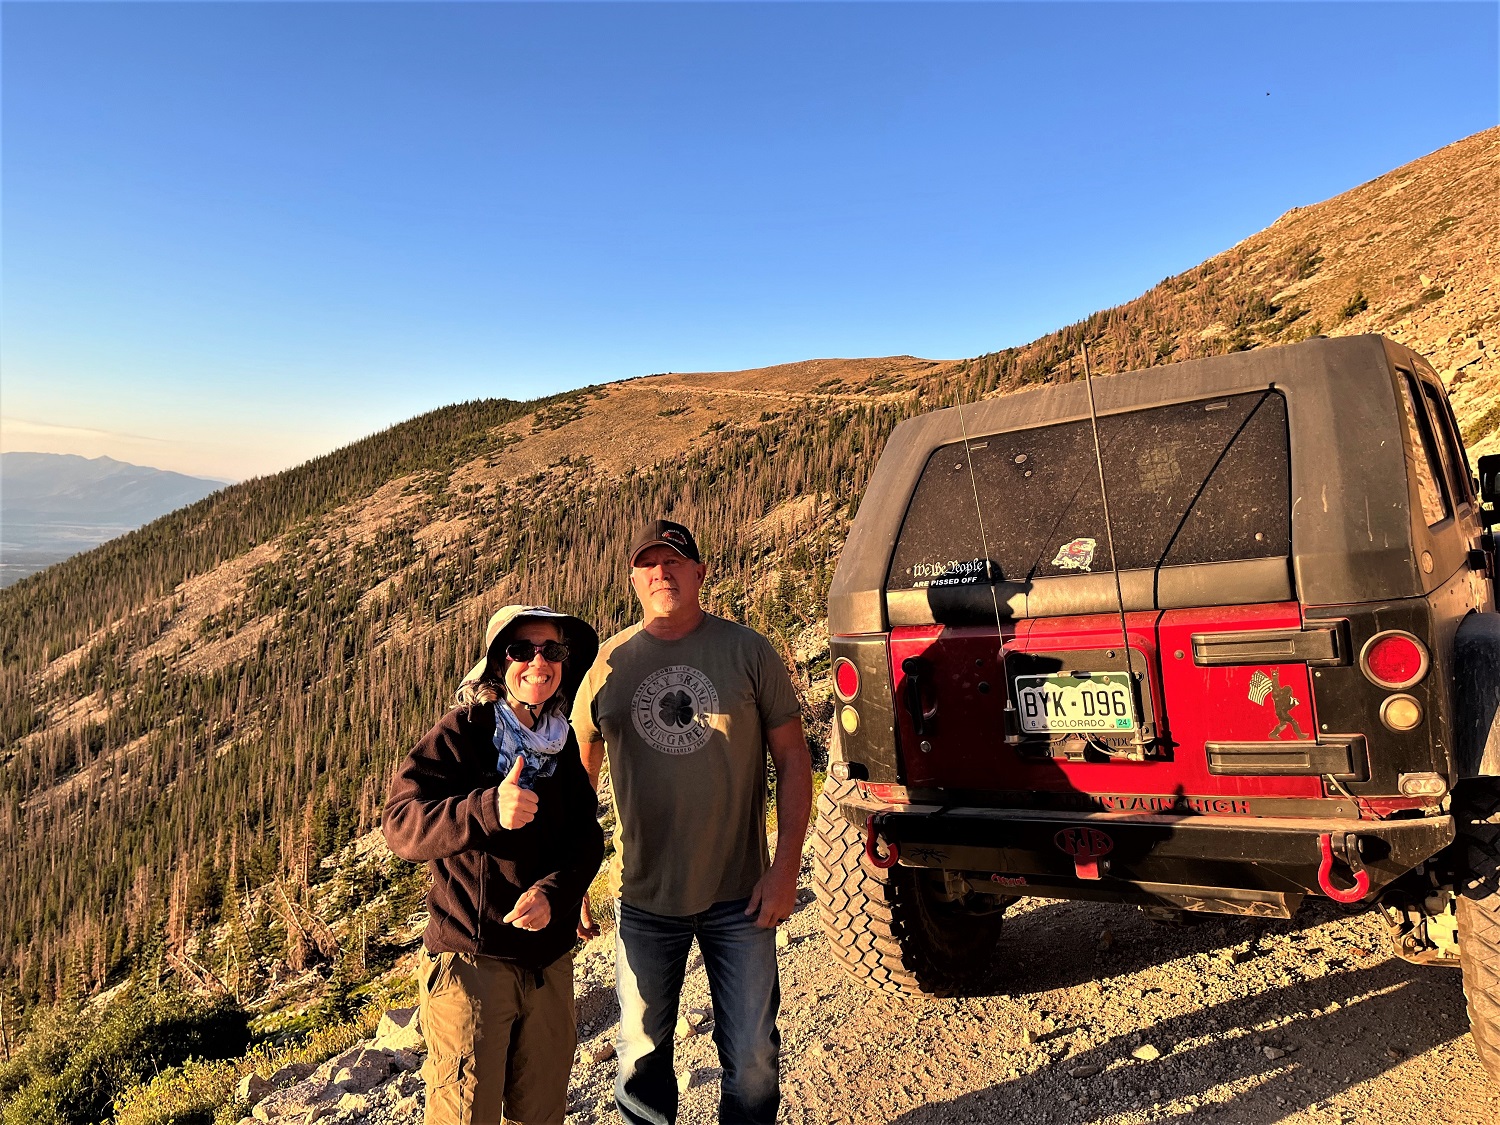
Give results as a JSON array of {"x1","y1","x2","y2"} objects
[{"x1": 838, "y1": 796, "x2": 1454, "y2": 914}]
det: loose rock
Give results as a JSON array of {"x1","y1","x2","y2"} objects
[{"x1": 582, "y1": 1041, "x2": 617, "y2": 1064}]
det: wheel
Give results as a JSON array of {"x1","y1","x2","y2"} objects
[
  {"x1": 1455, "y1": 778, "x2": 1500, "y2": 1079},
  {"x1": 812, "y1": 778, "x2": 1011, "y2": 996}
]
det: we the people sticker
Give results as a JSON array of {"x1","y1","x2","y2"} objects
[{"x1": 907, "y1": 558, "x2": 988, "y2": 588}]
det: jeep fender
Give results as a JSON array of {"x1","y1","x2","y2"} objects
[{"x1": 1455, "y1": 611, "x2": 1500, "y2": 777}]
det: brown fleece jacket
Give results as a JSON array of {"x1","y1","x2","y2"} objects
[{"x1": 382, "y1": 704, "x2": 604, "y2": 970}]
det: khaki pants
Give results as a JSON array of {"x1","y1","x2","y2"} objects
[{"x1": 417, "y1": 949, "x2": 576, "y2": 1125}]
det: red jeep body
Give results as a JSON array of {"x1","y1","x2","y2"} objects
[{"x1": 824, "y1": 334, "x2": 1494, "y2": 923}]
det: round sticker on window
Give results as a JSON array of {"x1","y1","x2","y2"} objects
[{"x1": 631, "y1": 665, "x2": 720, "y2": 755}]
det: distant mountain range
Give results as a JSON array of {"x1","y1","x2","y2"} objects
[{"x1": 0, "y1": 452, "x2": 226, "y2": 586}]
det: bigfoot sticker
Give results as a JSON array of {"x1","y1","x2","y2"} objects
[
  {"x1": 1050, "y1": 537, "x2": 1097, "y2": 572},
  {"x1": 1248, "y1": 669, "x2": 1308, "y2": 740},
  {"x1": 631, "y1": 665, "x2": 720, "y2": 755}
]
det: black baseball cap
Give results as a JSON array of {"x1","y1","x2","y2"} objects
[{"x1": 629, "y1": 519, "x2": 701, "y2": 565}]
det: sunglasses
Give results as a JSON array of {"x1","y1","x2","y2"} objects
[{"x1": 504, "y1": 640, "x2": 570, "y2": 664}]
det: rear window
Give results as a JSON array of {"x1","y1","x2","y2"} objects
[
  {"x1": 1420, "y1": 379, "x2": 1473, "y2": 507},
  {"x1": 1397, "y1": 373, "x2": 1451, "y2": 526},
  {"x1": 887, "y1": 390, "x2": 1291, "y2": 590}
]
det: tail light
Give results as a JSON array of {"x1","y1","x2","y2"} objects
[
  {"x1": 1379, "y1": 694, "x2": 1423, "y2": 731},
  {"x1": 833, "y1": 657, "x2": 860, "y2": 700},
  {"x1": 1359, "y1": 630, "x2": 1429, "y2": 690}
]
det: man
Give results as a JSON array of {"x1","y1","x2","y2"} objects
[{"x1": 572, "y1": 518, "x2": 814, "y2": 1125}]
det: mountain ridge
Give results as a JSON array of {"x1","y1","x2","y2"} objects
[{"x1": 0, "y1": 452, "x2": 229, "y2": 588}]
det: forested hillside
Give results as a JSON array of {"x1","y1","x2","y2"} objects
[{"x1": 1, "y1": 126, "x2": 1495, "y2": 1022}]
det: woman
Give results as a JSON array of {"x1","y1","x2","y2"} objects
[{"x1": 383, "y1": 604, "x2": 605, "y2": 1125}]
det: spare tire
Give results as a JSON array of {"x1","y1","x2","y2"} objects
[
  {"x1": 812, "y1": 778, "x2": 1011, "y2": 997},
  {"x1": 1455, "y1": 778, "x2": 1500, "y2": 1079}
]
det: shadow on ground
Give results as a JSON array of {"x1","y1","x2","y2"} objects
[
  {"x1": 976, "y1": 896, "x2": 1341, "y2": 1000},
  {"x1": 888, "y1": 959, "x2": 1471, "y2": 1124}
]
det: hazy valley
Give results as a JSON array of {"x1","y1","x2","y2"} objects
[{"x1": 0, "y1": 454, "x2": 226, "y2": 588}]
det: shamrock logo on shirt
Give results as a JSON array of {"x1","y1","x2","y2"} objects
[
  {"x1": 632, "y1": 665, "x2": 720, "y2": 755},
  {"x1": 658, "y1": 690, "x2": 695, "y2": 728}
]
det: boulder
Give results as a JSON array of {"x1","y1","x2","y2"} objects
[
  {"x1": 251, "y1": 1040, "x2": 422, "y2": 1122},
  {"x1": 267, "y1": 1061, "x2": 316, "y2": 1089},
  {"x1": 336, "y1": 1092, "x2": 370, "y2": 1113},
  {"x1": 253, "y1": 1080, "x2": 322, "y2": 1123},
  {"x1": 374, "y1": 1006, "x2": 425, "y2": 1052},
  {"x1": 237, "y1": 1072, "x2": 272, "y2": 1106},
  {"x1": 331, "y1": 1047, "x2": 402, "y2": 1093}
]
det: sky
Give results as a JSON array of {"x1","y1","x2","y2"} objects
[{"x1": 2, "y1": 2, "x2": 1496, "y2": 482}]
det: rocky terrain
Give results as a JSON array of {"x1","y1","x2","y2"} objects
[{"x1": 233, "y1": 831, "x2": 1500, "y2": 1125}]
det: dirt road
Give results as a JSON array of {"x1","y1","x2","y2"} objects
[{"x1": 564, "y1": 861, "x2": 1500, "y2": 1125}]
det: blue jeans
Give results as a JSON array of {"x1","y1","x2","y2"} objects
[{"x1": 614, "y1": 897, "x2": 781, "y2": 1125}]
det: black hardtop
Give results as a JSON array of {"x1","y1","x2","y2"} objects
[{"x1": 830, "y1": 334, "x2": 1442, "y2": 636}]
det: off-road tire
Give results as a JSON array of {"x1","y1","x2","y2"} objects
[
  {"x1": 812, "y1": 779, "x2": 1010, "y2": 997},
  {"x1": 1455, "y1": 779, "x2": 1500, "y2": 1079}
]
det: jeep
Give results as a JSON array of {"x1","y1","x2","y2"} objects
[{"x1": 814, "y1": 334, "x2": 1500, "y2": 1077}]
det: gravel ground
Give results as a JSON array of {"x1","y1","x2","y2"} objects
[{"x1": 560, "y1": 859, "x2": 1500, "y2": 1125}]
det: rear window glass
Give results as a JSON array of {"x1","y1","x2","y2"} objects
[
  {"x1": 1397, "y1": 373, "x2": 1450, "y2": 526},
  {"x1": 1420, "y1": 380, "x2": 1472, "y2": 507},
  {"x1": 886, "y1": 391, "x2": 1291, "y2": 590}
]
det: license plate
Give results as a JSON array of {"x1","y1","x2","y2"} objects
[{"x1": 1015, "y1": 671, "x2": 1136, "y2": 734}]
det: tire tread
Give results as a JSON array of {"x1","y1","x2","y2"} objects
[
  {"x1": 1456, "y1": 780, "x2": 1500, "y2": 1079},
  {"x1": 812, "y1": 779, "x2": 1006, "y2": 997}
]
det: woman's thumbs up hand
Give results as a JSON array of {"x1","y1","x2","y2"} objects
[{"x1": 497, "y1": 755, "x2": 539, "y2": 829}]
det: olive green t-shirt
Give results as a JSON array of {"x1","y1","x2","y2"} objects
[{"x1": 571, "y1": 613, "x2": 802, "y2": 917}]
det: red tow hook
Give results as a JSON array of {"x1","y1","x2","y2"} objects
[
  {"x1": 1317, "y1": 832, "x2": 1371, "y2": 904},
  {"x1": 864, "y1": 814, "x2": 900, "y2": 869}
]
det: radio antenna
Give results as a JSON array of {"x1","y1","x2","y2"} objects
[
  {"x1": 1081, "y1": 342, "x2": 1138, "y2": 692},
  {"x1": 953, "y1": 383, "x2": 1005, "y2": 639}
]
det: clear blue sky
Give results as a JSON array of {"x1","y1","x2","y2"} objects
[{"x1": 2, "y1": 2, "x2": 1495, "y2": 480}]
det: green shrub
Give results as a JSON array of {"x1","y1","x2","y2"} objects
[
  {"x1": 112, "y1": 994, "x2": 393, "y2": 1125},
  {"x1": 112, "y1": 1059, "x2": 235, "y2": 1125},
  {"x1": 1340, "y1": 291, "x2": 1368, "y2": 319},
  {"x1": 1461, "y1": 400, "x2": 1500, "y2": 448},
  {"x1": 0, "y1": 986, "x2": 248, "y2": 1125}
]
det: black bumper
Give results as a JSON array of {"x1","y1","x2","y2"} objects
[{"x1": 839, "y1": 797, "x2": 1454, "y2": 913}]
